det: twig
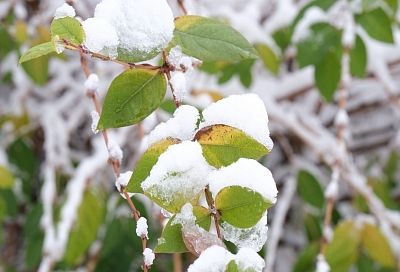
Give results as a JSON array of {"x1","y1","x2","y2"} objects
[
  {"x1": 177, "y1": 0, "x2": 188, "y2": 15},
  {"x1": 162, "y1": 51, "x2": 181, "y2": 107},
  {"x1": 204, "y1": 186, "x2": 222, "y2": 239}
]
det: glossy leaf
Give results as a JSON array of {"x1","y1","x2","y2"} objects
[
  {"x1": 174, "y1": 15, "x2": 258, "y2": 62},
  {"x1": 255, "y1": 44, "x2": 280, "y2": 75},
  {"x1": 326, "y1": 221, "x2": 360, "y2": 272},
  {"x1": 127, "y1": 138, "x2": 180, "y2": 193},
  {"x1": 19, "y1": 42, "x2": 56, "y2": 64},
  {"x1": 195, "y1": 125, "x2": 269, "y2": 168},
  {"x1": 361, "y1": 223, "x2": 396, "y2": 268},
  {"x1": 297, "y1": 170, "x2": 324, "y2": 209},
  {"x1": 350, "y1": 35, "x2": 367, "y2": 78},
  {"x1": 356, "y1": 8, "x2": 394, "y2": 43},
  {"x1": 50, "y1": 17, "x2": 85, "y2": 45},
  {"x1": 98, "y1": 69, "x2": 167, "y2": 129},
  {"x1": 215, "y1": 186, "x2": 271, "y2": 228},
  {"x1": 315, "y1": 50, "x2": 341, "y2": 102}
]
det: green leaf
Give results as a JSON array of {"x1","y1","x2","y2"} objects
[
  {"x1": 155, "y1": 206, "x2": 211, "y2": 253},
  {"x1": 21, "y1": 54, "x2": 50, "y2": 85},
  {"x1": 98, "y1": 69, "x2": 167, "y2": 129},
  {"x1": 215, "y1": 186, "x2": 271, "y2": 229},
  {"x1": 350, "y1": 35, "x2": 367, "y2": 78},
  {"x1": 155, "y1": 215, "x2": 188, "y2": 253},
  {"x1": 195, "y1": 125, "x2": 269, "y2": 168},
  {"x1": 50, "y1": 17, "x2": 85, "y2": 45},
  {"x1": 304, "y1": 213, "x2": 323, "y2": 242},
  {"x1": 272, "y1": 26, "x2": 293, "y2": 53},
  {"x1": 255, "y1": 44, "x2": 280, "y2": 75},
  {"x1": 174, "y1": 15, "x2": 258, "y2": 62},
  {"x1": 297, "y1": 170, "x2": 324, "y2": 209},
  {"x1": 0, "y1": 26, "x2": 17, "y2": 58},
  {"x1": 127, "y1": 138, "x2": 180, "y2": 193},
  {"x1": 315, "y1": 50, "x2": 341, "y2": 101},
  {"x1": 326, "y1": 220, "x2": 361, "y2": 272},
  {"x1": 19, "y1": 42, "x2": 56, "y2": 64},
  {"x1": 24, "y1": 204, "x2": 44, "y2": 269},
  {"x1": 117, "y1": 47, "x2": 160, "y2": 63},
  {"x1": 64, "y1": 191, "x2": 105, "y2": 265},
  {"x1": 225, "y1": 260, "x2": 239, "y2": 272},
  {"x1": 293, "y1": 242, "x2": 319, "y2": 272},
  {"x1": 356, "y1": 8, "x2": 394, "y2": 43},
  {"x1": 296, "y1": 23, "x2": 341, "y2": 68},
  {"x1": 0, "y1": 166, "x2": 14, "y2": 189},
  {"x1": 361, "y1": 223, "x2": 396, "y2": 268}
]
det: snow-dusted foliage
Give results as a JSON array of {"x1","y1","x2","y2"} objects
[{"x1": 2, "y1": 0, "x2": 400, "y2": 271}]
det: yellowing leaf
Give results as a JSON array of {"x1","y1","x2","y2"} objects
[
  {"x1": 195, "y1": 125, "x2": 269, "y2": 168},
  {"x1": 0, "y1": 166, "x2": 14, "y2": 189}
]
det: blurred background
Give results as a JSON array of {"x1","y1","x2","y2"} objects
[{"x1": 1, "y1": 0, "x2": 400, "y2": 271}]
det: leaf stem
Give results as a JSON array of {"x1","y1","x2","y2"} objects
[{"x1": 205, "y1": 186, "x2": 222, "y2": 239}]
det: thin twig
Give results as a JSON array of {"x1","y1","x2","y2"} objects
[
  {"x1": 177, "y1": 0, "x2": 188, "y2": 15},
  {"x1": 204, "y1": 186, "x2": 222, "y2": 239}
]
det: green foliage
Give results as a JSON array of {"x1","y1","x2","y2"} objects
[
  {"x1": 200, "y1": 60, "x2": 255, "y2": 88},
  {"x1": 0, "y1": 25, "x2": 17, "y2": 58},
  {"x1": 215, "y1": 186, "x2": 272, "y2": 228},
  {"x1": 0, "y1": 166, "x2": 14, "y2": 189},
  {"x1": 50, "y1": 17, "x2": 85, "y2": 45},
  {"x1": 127, "y1": 138, "x2": 180, "y2": 193},
  {"x1": 315, "y1": 50, "x2": 341, "y2": 101},
  {"x1": 225, "y1": 260, "x2": 239, "y2": 272},
  {"x1": 293, "y1": 242, "x2": 319, "y2": 272},
  {"x1": 297, "y1": 170, "x2": 324, "y2": 209},
  {"x1": 255, "y1": 44, "x2": 280, "y2": 75},
  {"x1": 98, "y1": 69, "x2": 167, "y2": 129},
  {"x1": 272, "y1": 26, "x2": 293, "y2": 53},
  {"x1": 350, "y1": 35, "x2": 367, "y2": 78},
  {"x1": 19, "y1": 42, "x2": 56, "y2": 64},
  {"x1": 174, "y1": 15, "x2": 258, "y2": 62},
  {"x1": 195, "y1": 125, "x2": 269, "y2": 168},
  {"x1": 356, "y1": 8, "x2": 394, "y2": 43},
  {"x1": 24, "y1": 204, "x2": 44, "y2": 269},
  {"x1": 64, "y1": 191, "x2": 105, "y2": 265}
]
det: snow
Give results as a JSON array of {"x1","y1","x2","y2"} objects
[
  {"x1": 207, "y1": 158, "x2": 278, "y2": 204},
  {"x1": 90, "y1": 111, "x2": 99, "y2": 134},
  {"x1": 82, "y1": 18, "x2": 119, "y2": 58},
  {"x1": 168, "y1": 46, "x2": 201, "y2": 72},
  {"x1": 316, "y1": 254, "x2": 330, "y2": 272},
  {"x1": 235, "y1": 247, "x2": 265, "y2": 272},
  {"x1": 143, "y1": 248, "x2": 155, "y2": 266},
  {"x1": 141, "y1": 141, "x2": 212, "y2": 206},
  {"x1": 292, "y1": 7, "x2": 328, "y2": 43},
  {"x1": 115, "y1": 171, "x2": 133, "y2": 192},
  {"x1": 221, "y1": 215, "x2": 268, "y2": 252},
  {"x1": 108, "y1": 138, "x2": 123, "y2": 162},
  {"x1": 147, "y1": 105, "x2": 200, "y2": 146},
  {"x1": 334, "y1": 109, "x2": 349, "y2": 127},
  {"x1": 187, "y1": 245, "x2": 265, "y2": 272},
  {"x1": 187, "y1": 245, "x2": 233, "y2": 272},
  {"x1": 94, "y1": 0, "x2": 174, "y2": 56},
  {"x1": 54, "y1": 3, "x2": 75, "y2": 19},
  {"x1": 84, "y1": 74, "x2": 99, "y2": 91},
  {"x1": 324, "y1": 180, "x2": 338, "y2": 200},
  {"x1": 200, "y1": 94, "x2": 273, "y2": 150},
  {"x1": 136, "y1": 217, "x2": 149, "y2": 239},
  {"x1": 170, "y1": 72, "x2": 188, "y2": 101},
  {"x1": 172, "y1": 203, "x2": 196, "y2": 226}
]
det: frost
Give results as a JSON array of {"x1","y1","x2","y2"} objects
[
  {"x1": 90, "y1": 111, "x2": 99, "y2": 134},
  {"x1": 208, "y1": 158, "x2": 278, "y2": 204},
  {"x1": 108, "y1": 138, "x2": 123, "y2": 162},
  {"x1": 235, "y1": 247, "x2": 265, "y2": 272},
  {"x1": 54, "y1": 3, "x2": 75, "y2": 19},
  {"x1": 170, "y1": 72, "x2": 188, "y2": 101},
  {"x1": 148, "y1": 105, "x2": 200, "y2": 146},
  {"x1": 94, "y1": 0, "x2": 174, "y2": 56},
  {"x1": 143, "y1": 248, "x2": 155, "y2": 266},
  {"x1": 187, "y1": 245, "x2": 233, "y2": 272},
  {"x1": 115, "y1": 171, "x2": 132, "y2": 192},
  {"x1": 316, "y1": 254, "x2": 330, "y2": 272},
  {"x1": 136, "y1": 217, "x2": 149, "y2": 239},
  {"x1": 200, "y1": 94, "x2": 273, "y2": 150},
  {"x1": 168, "y1": 46, "x2": 201, "y2": 72},
  {"x1": 221, "y1": 215, "x2": 268, "y2": 252},
  {"x1": 141, "y1": 142, "x2": 212, "y2": 206},
  {"x1": 82, "y1": 18, "x2": 119, "y2": 58}
]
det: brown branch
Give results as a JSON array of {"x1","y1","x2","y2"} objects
[
  {"x1": 177, "y1": 0, "x2": 188, "y2": 15},
  {"x1": 79, "y1": 53, "x2": 149, "y2": 272},
  {"x1": 162, "y1": 51, "x2": 181, "y2": 108}
]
